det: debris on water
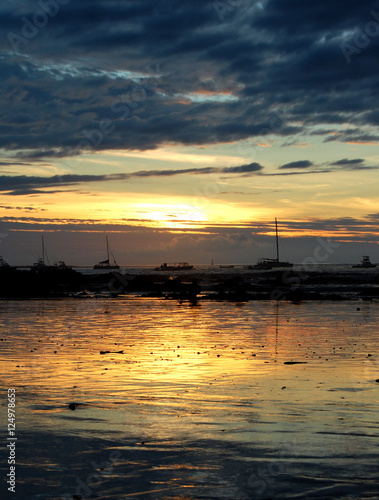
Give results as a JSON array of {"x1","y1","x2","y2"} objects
[
  {"x1": 100, "y1": 350, "x2": 124, "y2": 354},
  {"x1": 284, "y1": 361, "x2": 308, "y2": 365},
  {"x1": 69, "y1": 403, "x2": 79, "y2": 411}
]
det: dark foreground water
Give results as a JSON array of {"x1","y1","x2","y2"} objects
[{"x1": 1, "y1": 298, "x2": 379, "y2": 499}]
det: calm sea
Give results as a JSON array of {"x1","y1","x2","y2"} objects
[
  {"x1": 76, "y1": 263, "x2": 375, "y2": 275},
  {"x1": 1, "y1": 298, "x2": 378, "y2": 499}
]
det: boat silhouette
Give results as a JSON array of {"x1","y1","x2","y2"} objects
[
  {"x1": 94, "y1": 236, "x2": 120, "y2": 269},
  {"x1": 154, "y1": 262, "x2": 193, "y2": 271},
  {"x1": 253, "y1": 219, "x2": 293, "y2": 269},
  {"x1": 32, "y1": 236, "x2": 72, "y2": 271},
  {"x1": 352, "y1": 256, "x2": 376, "y2": 268}
]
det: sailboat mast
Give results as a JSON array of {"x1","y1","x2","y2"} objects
[
  {"x1": 275, "y1": 218, "x2": 279, "y2": 262},
  {"x1": 106, "y1": 235, "x2": 110, "y2": 262},
  {"x1": 42, "y1": 235, "x2": 45, "y2": 265}
]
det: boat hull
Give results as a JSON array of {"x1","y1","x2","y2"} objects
[
  {"x1": 352, "y1": 264, "x2": 376, "y2": 268},
  {"x1": 93, "y1": 264, "x2": 120, "y2": 270},
  {"x1": 154, "y1": 262, "x2": 193, "y2": 271},
  {"x1": 352, "y1": 256, "x2": 376, "y2": 268},
  {"x1": 253, "y1": 260, "x2": 293, "y2": 270}
]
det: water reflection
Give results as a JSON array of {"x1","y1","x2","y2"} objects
[{"x1": 0, "y1": 299, "x2": 378, "y2": 498}]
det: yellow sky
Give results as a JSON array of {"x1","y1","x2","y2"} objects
[{"x1": 3, "y1": 140, "x2": 377, "y2": 230}]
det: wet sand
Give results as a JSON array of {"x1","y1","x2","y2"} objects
[{"x1": 0, "y1": 299, "x2": 379, "y2": 499}]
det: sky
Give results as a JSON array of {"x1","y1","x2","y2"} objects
[{"x1": 1, "y1": 0, "x2": 379, "y2": 266}]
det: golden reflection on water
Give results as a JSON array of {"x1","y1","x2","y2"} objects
[
  {"x1": 1, "y1": 298, "x2": 379, "y2": 498},
  {"x1": 1, "y1": 299, "x2": 378, "y2": 420}
]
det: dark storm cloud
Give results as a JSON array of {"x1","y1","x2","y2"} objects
[{"x1": 1, "y1": 0, "x2": 379, "y2": 157}]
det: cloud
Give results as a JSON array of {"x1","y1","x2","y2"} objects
[
  {"x1": 1, "y1": 214, "x2": 378, "y2": 243},
  {"x1": 327, "y1": 158, "x2": 378, "y2": 171},
  {"x1": 0, "y1": 163, "x2": 264, "y2": 195},
  {"x1": 2, "y1": 0, "x2": 379, "y2": 159},
  {"x1": 323, "y1": 130, "x2": 379, "y2": 145},
  {"x1": 0, "y1": 173, "x2": 126, "y2": 194},
  {"x1": 221, "y1": 162, "x2": 263, "y2": 174},
  {"x1": 366, "y1": 212, "x2": 379, "y2": 221},
  {"x1": 279, "y1": 160, "x2": 314, "y2": 170},
  {"x1": 273, "y1": 158, "x2": 378, "y2": 175},
  {"x1": 331, "y1": 158, "x2": 364, "y2": 166},
  {"x1": 0, "y1": 205, "x2": 45, "y2": 211}
]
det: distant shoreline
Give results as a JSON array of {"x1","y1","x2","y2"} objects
[{"x1": 0, "y1": 267, "x2": 378, "y2": 301}]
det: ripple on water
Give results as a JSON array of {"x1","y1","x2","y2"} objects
[{"x1": 0, "y1": 298, "x2": 378, "y2": 499}]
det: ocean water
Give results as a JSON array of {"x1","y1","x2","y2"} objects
[
  {"x1": 0, "y1": 298, "x2": 378, "y2": 499},
  {"x1": 76, "y1": 263, "x2": 377, "y2": 276}
]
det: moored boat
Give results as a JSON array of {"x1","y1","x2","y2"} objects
[
  {"x1": 154, "y1": 262, "x2": 193, "y2": 271},
  {"x1": 352, "y1": 256, "x2": 376, "y2": 268},
  {"x1": 31, "y1": 238, "x2": 74, "y2": 272},
  {"x1": 253, "y1": 258, "x2": 293, "y2": 270},
  {"x1": 94, "y1": 236, "x2": 120, "y2": 269},
  {"x1": 252, "y1": 218, "x2": 293, "y2": 269},
  {"x1": 32, "y1": 236, "x2": 52, "y2": 271}
]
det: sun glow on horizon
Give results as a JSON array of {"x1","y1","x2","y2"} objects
[{"x1": 134, "y1": 203, "x2": 208, "y2": 228}]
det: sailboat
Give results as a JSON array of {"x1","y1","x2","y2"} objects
[
  {"x1": 32, "y1": 236, "x2": 71, "y2": 270},
  {"x1": 253, "y1": 218, "x2": 293, "y2": 269},
  {"x1": 32, "y1": 235, "x2": 49, "y2": 270},
  {"x1": 93, "y1": 236, "x2": 120, "y2": 269}
]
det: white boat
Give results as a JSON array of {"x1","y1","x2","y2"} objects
[
  {"x1": 94, "y1": 236, "x2": 120, "y2": 269},
  {"x1": 253, "y1": 219, "x2": 293, "y2": 269}
]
